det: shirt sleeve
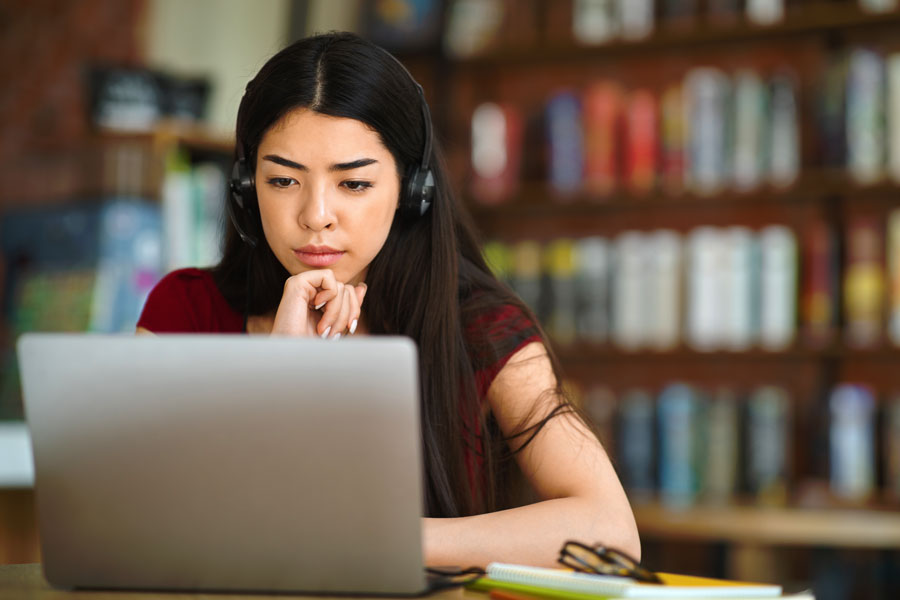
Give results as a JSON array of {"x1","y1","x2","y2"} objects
[{"x1": 471, "y1": 303, "x2": 543, "y2": 400}]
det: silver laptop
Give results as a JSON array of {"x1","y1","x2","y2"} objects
[{"x1": 17, "y1": 333, "x2": 427, "y2": 595}]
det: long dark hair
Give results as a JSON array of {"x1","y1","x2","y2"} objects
[{"x1": 211, "y1": 31, "x2": 573, "y2": 517}]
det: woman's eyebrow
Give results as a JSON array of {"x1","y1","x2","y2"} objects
[{"x1": 261, "y1": 155, "x2": 379, "y2": 172}]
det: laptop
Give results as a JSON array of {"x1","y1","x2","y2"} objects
[{"x1": 17, "y1": 333, "x2": 427, "y2": 595}]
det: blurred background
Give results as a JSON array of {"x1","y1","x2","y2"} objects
[{"x1": 2, "y1": 1, "x2": 900, "y2": 598}]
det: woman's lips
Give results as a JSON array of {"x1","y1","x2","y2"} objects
[{"x1": 293, "y1": 248, "x2": 345, "y2": 267}]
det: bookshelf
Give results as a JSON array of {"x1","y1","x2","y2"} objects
[{"x1": 436, "y1": 0, "x2": 900, "y2": 588}]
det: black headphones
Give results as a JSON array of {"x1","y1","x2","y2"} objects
[{"x1": 228, "y1": 66, "x2": 436, "y2": 248}]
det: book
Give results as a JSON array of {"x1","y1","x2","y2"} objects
[
  {"x1": 574, "y1": 236, "x2": 610, "y2": 344},
  {"x1": 758, "y1": 225, "x2": 797, "y2": 351},
  {"x1": 660, "y1": 83, "x2": 686, "y2": 195},
  {"x1": 443, "y1": 0, "x2": 505, "y2": 58},
  {"x1": 583, "y1": 385, "x2": 617, "y2": 450},
  {"x1": 658, "y1": 383, "x2": 704, "y2": 509},
  {"x1": 624, "y1": 89, "x2": 658, "y2": 195},
  {"x1": 884, "y1": 394, "x2": 900, "y2": 502},
  {"x1": 889, "y1": 210, "x2": 900, "y2": 346},
  {"x1": 544, "y1": 239, "x2": 578, "y2": 345},
  {"x1": 843, "y1": 216, "x2": 885, "y2": 349},
  {"x1": 511, "y1": 240, "x2": 544, "y2": 320},
  {"x1": 846, "y1": 49, "x2": 885, "y2": 185},
  {"x1": 746, "y1": 386, "x2": 790, "y2": 506},
  {"x1": 617, "y1": 0, "x2": 654, "y2": 40},
  {"x1": 618, "y1": 388, "x2": 656, "y2": 501},
  {"x1": 829, "y1": 384, "x2": 876, "y2": 502},
  {"x1": 888, "y1": 54, "x2": 900, "y2": 183},
  {"x1": 572, "y1": 0, "x2": 618, "y2": 45},
  {"x1": 546, "y1": 91, "x2": 585, "y2": 200},
  {"x1": 684, "y1": 68, "x2": 730, "y2": 196},
  {"x1": 611, "y1": 231, "x2": 645, "y2": 350},
  {"x1": 483, "y1": 240, "x2": 514, "y2": 284},
  {"x1": 704, "y1": 388, "x2": 740, "y2": 504},
  {"x1": 471, "y1": 102, "x2": 524, "y2": 205},
  {"x1": 686, "y1": 227, "x2": 724, "y2": 351},
  {"x1": 800, "y1": 219, "x2": 839, "y2": 349},
  {"x1": 815, "y1": 54, "x2": 848, "y2": 169},
  {"x1": 768, "y1": 70, "x2": 800, "y2": 189},
  {"x1": 746, "y1": 0, "x2": 784, "y2": 26},
  {"x1": 859, "y1": 0, "x2": 898, "y2": 13},
  {"x1": 583, "y1": 81, "x2": 624, "y2": 199},
  {"x1": 646, "y1": 230, "x2": 681, "y2": 351},
  {"x1": 661, "y1": 0, "x2": 699, "y2": 29},
  {"x1": 732, "y1": 70, "x2": 768, "y2": 192},
  {"x1": 475, "y1": 563, "x2": 784, "y2": 598},
  {"x1": 722, "y1": 226, "x2": 757, "y2": 351}
]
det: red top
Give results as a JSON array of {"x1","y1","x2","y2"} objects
[{"x1": 137, "y1": 268, "x2": 542, "y2": 508}]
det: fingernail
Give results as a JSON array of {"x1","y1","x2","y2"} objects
[
  {"x1": 321, "y1": 326, "x2": 331, "y2": 339},
  {"x1": 332, "y1": 333, "x2": 341, "y2": 341},
  {"x1": 350, "y1": 320, "x2": 358, "y2": 335},
  {"x1": 315, "y1": 302, "x2": 326, "y2": 310}
]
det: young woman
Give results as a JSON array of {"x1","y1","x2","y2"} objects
[{"x1": 137, "y1": 31, "x2": 639, "y2": 568}]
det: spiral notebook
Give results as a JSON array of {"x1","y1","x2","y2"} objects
[{"x1": 477, "y1": 563, "x2": 784, "y2": 599}]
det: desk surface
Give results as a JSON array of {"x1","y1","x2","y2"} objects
[{"x1": 0, "y1": 564, "x2": 472, "y2": 600}]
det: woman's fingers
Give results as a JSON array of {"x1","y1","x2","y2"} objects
[{"x1": 347, "y1": 283, "x2": 362, "y2": 335}]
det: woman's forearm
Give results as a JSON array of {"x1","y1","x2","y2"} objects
[{"x1": 422, "y1": 496, "x2": 640, "y2": 569}]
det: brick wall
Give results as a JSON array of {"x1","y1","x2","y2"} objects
[{"x1": 0, "y1": 0, "x2": 146, "y2": 208}]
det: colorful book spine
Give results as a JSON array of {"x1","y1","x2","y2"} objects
[
  {"x1": 582, "y1": 82, "x2": 623, "y2": 199},
  {"x1": 511, "y1": 240, "x2": 544, "y2": 319},
  {"x1": 746, "y1": 385, "x2": 790, "y2": 506},
  {"x1": 658, "y1": 383, "x2": 703, "y2": 509},
  {"x1": 768, "y1": 70, "x2": 800, "y2": 189},
  {"x1": 544, "y1": 239, "x2": 577, "y2": 345},
  {"x1": 483, "y1": 240, "x2": 514, "y2": 285},
  {"x1": 859, "y1": 0, "x2": 899, "y2": 13},
  {"x1": 816, "y1": 54, "x2": 848, "y2": 169},
  {"x1": 618, "y1": 388, "x2": 656, "y2": 502},
  {"x1": 801, "y1": 219, "x2": 839, "y2": 348},
  {"x1": 574, "y1": 236, "x2": 609, "y2": 344},
  {"x1": 758, "y1": 225, "x2": 797, "y2": 351},
  {"x1": 684, "y1": 68, "x2": 730, "y2": 196},
  {"x1": 844, "y1": 217, "x2": 885, "y2": 349},
  {"x1": 624, "y1": 89, "x2": 658, "y2": 195},
  {"x1": 471, "y1": 102, "x2": 523, "y2": 205},
  {"x1": 888, "y1": 54, "x2": 900, "y2": 183},
  {"x1": 829, "y1": 384, "x2": 876, "y2": 502},
  {"x1": 546, "y1": 92, "x2": 585, "y2": 200},
  {"x1": 846, "y1": 49, "x2": 886, "y2": 185},
  {"x1": 660, "y1": 83, "x2": 686, "y2": 195},
  {"x1": 732, "y1": 70, "x2": 768, "y2": 192},
  {"x1": 704, "y1": 388, "x2": 739, "y2": 504},
  {"x1": 890, "y1": 210, "x2": 900, "y2": 347},
  {"x1": 686, "y1": 227, "x2": 723, "y2": 351}
]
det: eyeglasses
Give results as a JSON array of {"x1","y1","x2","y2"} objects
[{"x1": 558, "y1": 540, "x2": 663, "y2": 584}]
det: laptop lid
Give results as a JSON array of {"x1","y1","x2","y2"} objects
[{"x1": 18, "y1": 333, "x2": 427, "y2": 595}]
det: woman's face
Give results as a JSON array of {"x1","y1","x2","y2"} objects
[{"x1": 254, "y1": 108, "x2": 401, "y2": 285}]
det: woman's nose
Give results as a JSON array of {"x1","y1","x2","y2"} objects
[{"x1": 299, "y1": 181, "x2": 335, "y2": 231}]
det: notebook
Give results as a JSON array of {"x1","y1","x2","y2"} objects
[
  {"x1": 17, "y1": 333, "x2": 427, "y2": 595},
  {"x1": 474, "y1": 563, "x2": 785, "y2": 599}
]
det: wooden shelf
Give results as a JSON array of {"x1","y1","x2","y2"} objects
[
  {"x1": 459, "y1": 4, "x2": 900, "y2": 66},
  {"x1": 634, "y1": 502, "x2": 900, "y2": 549},
  {"x1": 96, "y1": 120, "x2": 234, "y2": 156}
]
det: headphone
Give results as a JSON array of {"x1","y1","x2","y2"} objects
[{"x1": 228, "y1": 65, "x2": 436, "y2": 248}]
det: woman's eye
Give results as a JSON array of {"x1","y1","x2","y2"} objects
[
  {"x1": 267, "y1": 177, "x2": 296, "y2": 188},
  {"x1": 342, "y1": 180, "x2": 373, "y2": 193}
]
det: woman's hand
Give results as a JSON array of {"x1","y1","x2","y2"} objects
[{"x1": 270, "y1": 269, "x2": 367, "y2": 338}]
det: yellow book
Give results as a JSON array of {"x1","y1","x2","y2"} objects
[{"x1": 466, "y1": 563, "x2": 804, "y2": 599}]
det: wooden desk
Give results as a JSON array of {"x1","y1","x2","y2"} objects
[{"x1": 0, "y1": 564, "x2": 473, "y2": 600}]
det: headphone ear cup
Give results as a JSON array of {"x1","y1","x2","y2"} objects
[
  {"x1": 229, "y1": 158, "x2": 259, "y2": 247},
  {"x1": 404, "y1": 166, "x2": 435, "y2": 218}
]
